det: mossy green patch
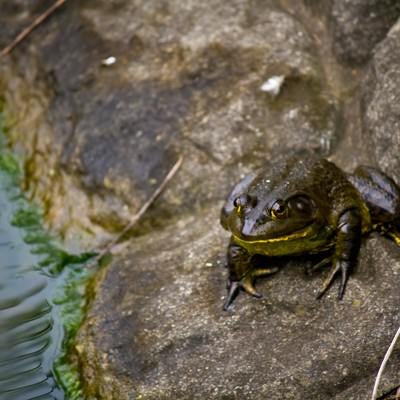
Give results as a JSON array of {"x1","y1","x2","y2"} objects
[
  {"x1": 0, "y1": 111, "x2": 100, "y2": 399},
  {"x1": 54, "y1": 262, "x2": 96, "y2": 400}
]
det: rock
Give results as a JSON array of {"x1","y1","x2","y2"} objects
[
  {"x1": 330, "y1": 0, "x2": 400, "y2": 65},
  {"x1": 77, "y1": 209, "x2": 400, "y2": 399},
  {"x1": 305, "y1": 0, "x2": 400, "y2": 65},
  {"x1": 0, "y1": 0, "x2": 339, "y2": 246},
  {"x1": 361, "y1": 20, "x2": 400, "y2": 178},
  {"x1": 1, "y1": 0, "x2": 400, "y2": 399}
]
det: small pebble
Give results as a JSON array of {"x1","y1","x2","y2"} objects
[
  {"x1": 101, "y1": 56, "x2": 116, "y2": 66},
  {"x1": 260, "y1": 75, "x2": 285, "y2": 97}
]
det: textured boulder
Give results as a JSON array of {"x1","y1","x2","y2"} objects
[
  {"x1": 78, "y1": 210, "x2": 400, "y2": 400},
  {"x1": 306, "y1": 0, "x2": 400, "y2": 65},
  {"x1": 0, "y1": 0, "x2": 339, "y2": 247},
  {"x1": 361, "y1": 20, "x2": 400, "y2": 176},
  {"x1": 1, "y1": 1, "x2": 400, "y2": 399},
  {"x1": 330, "y1": 0, "x2": 400, "y2": 65}
]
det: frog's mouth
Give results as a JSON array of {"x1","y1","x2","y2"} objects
[
  {"x1": 234, "y1": 224, "x2": 316, "y2": 244},
  {"x1": 232, "y1": 222, "x2": 332, "y2": 256}
]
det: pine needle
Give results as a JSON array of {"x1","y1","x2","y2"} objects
[
  {"x1": 87, "y1": 156, "x2": 183, "y2": 268},
  {"x1": 0, "y1": 0, "x2": 67, "y2": 58}
]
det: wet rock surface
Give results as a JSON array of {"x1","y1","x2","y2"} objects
[
  {"x1": 304, "y1": 0, "x2": 400, "y2": 65},
  {"x1": 78, "y1": 212, "x2": 400, "y2": 400},
  {"x1": 1, "y1": 0, "x2": 400, "y2": 399},
  {"x1": 361, "y1": 20, "x2": 400, "y2": 176},
  {"x1": 0, "y1": 0, "x2": 339, "y2": 246},
  {"x1": 329, "y1": 0, "x2": 400, "y2": 65}
]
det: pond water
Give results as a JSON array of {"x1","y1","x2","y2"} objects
[{"x1": 0, "y1": 116, "x2": 96, "y2": 399}]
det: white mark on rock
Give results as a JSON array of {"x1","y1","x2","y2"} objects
[
  {"x1": 101, "y1": 56, "x2": 117, "y2": 66},
  {"x1": 260, "y1": 75, "x2": 285, "y2": 97},
  {"x1": 288, "y1": 108, "x2": 299, "y2": 119}
]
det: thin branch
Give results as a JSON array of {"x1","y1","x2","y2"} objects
[
  {"x1": 0, "y1": 0, "x2": 67, "y2": 58},
  {"x1": 371, "y1": 325, "x2": 400, "y2": 400},
  {"x1": 86, "y1": 156, "x2": 183, "y2": 268}
]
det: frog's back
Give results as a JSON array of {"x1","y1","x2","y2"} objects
[{"x1": 348, "y1": 165, "x2": 400, "y2": 227}]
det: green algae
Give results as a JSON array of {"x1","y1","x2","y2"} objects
[
  {"x1": 0, "y1": 110, "x2": 99, "y2": 399},
  {"x1": 53, "y1": 262, "x2": 96, "y2": 400}
]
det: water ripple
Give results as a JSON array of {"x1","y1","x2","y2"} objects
[{"x1": 0, "y1": 192, "x2": 62, "y2": 399}]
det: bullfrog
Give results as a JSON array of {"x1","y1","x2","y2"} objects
[{"x1": 220, "y1": 151, "x2": 400, "y2": 310}]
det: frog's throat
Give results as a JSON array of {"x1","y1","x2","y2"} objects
[{"x1": 233, "y1": 225, "x2": 315, "y2": 245}]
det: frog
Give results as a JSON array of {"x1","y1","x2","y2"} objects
[{"x1": 220, "y1": 150, "x2": 400, "y2": 310}]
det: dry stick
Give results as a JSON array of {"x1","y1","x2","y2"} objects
[
  {"x1": 86, "y1": 156, "x2": 183, "y2": 268},
  {"x1": 371, "y1": 325, "x2": 400, "y2": 400},
  {"x1": 0, "y1": 0, "x2": 67, "y2": 58}
]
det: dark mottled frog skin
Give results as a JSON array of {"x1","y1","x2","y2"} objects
[{"x1": 221, "y1": 151, "x2": 400, "y2": 310}]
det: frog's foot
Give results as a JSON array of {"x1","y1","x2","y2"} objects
[
  {"x1": 223, "y1": 267, "x2": 278, "y2": 311},
  {"x1": 386, "y1": 230, "x2": 400, "y2": 246},
  {"x1": 305, "y1": 256, "x2": 331, "y2": 276},
  {"x1": 316, "y1": 260, "x2": 350, "y2": 300},
  {"x1": 375, "y1": 223, "x2": 400, "y2": 246},
  {"x1": 223, "y1": 277, "x2": 260, "y2": 311}
]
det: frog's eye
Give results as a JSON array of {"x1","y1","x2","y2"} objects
[
  {"x1": 270, "y1": 199, "x2": 287, "y2": 220},
  {"x1": 233, "y1": 194, "x2": 256, "y2": 212},
  {"x1": 288, "y1": 195, "x2": 314, "y2": 216}
]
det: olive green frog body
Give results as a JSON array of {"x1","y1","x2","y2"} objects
[{"x1": 220, "y1": 152, "x2": 400, "y2": 310}]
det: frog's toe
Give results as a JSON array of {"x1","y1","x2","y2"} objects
[
  {"x1": 316, "y1": 260, "x2": 350, "y2": 300},
  {"x1": 387, "y1": 230, "x2": 400, "y2": 246},
  {"x1": 253, "y1": 267, "x2": 279, "y2": 277},
  {"x1": 338, "y1": 262, "x2": 350, "y2": 300},
  {"x1": 316, "y1": 261, "x2": 351, "y2": 300},
  {"x1": 241, "y1": 274, "x2": 262, "y2": 298},
  {"x1": 223, "y1": 281, "x2": 241, "y2": 310},
  {"x1": 223, "y1": 273, "x2": 262, "y2": 310},
  {"x1": 306, "y1": 257, "x2": 331, "y2": 276}
]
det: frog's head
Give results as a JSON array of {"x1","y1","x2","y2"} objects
[{"x1": 221, "y1": 160, "x2": 329, "y2": 255}]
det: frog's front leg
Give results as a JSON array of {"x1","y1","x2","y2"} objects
[
  {"x1": 317, "y1": 209, "x2": 361, "y2": 299},
  {"x1": 224, "y1": 238, "x2": 278, "y2": 310}
]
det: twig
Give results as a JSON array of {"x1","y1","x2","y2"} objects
[
  {"x1": 86, "y1": 156, "x2": 183, "y2": 268},
  {"x1": 371, "y1": 325, "x2": 400, "y2": 400},
  {"x1": 0, "y1": 0, "x2": 67, "y2": 58}
]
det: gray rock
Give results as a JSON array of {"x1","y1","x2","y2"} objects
[
  {"x1": 0, "y1": 0, "x2": 339, "y2": 246},
  {"x1": 305, "y1": 0, "x2": 400, "y2": 65},
  {"x1": 1, "y1": 1, "x2": 400, "y2": 399},
  {"x1": 77, "y1": 209, "x2": 400, "y2": 399},
  {"x1": 362, "y1": 20, "x2": 400, "y2": 178},
  {"x1": 330, "y1": 0, "x2": 400, "y2": 65}
]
